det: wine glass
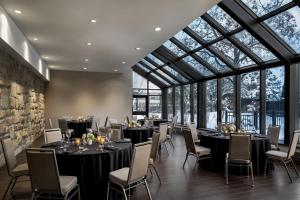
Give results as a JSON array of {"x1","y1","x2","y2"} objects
[{"x1": 66, "y1": 129, "x2": 73, "y2": 143}]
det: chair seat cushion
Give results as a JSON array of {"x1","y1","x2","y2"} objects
[
  {"x1": 12, "y1": 163, "x2": 29, "y2": 176},
  {"x1": 109, "y1": 167, "x2": 129, "y2": 185},
  {"x1": 228, "y1": 159, "x2": 251, "y2": 164},
  {"x1": 270, "y1": 144, "x2": 280, "y2": 151},
  {"x1": 166, "y1": 135, "x2": 171, "y2": 139},
  {"x1": 59, "y1": 176, "x2": 78, "y2": 195},
  {"x1": 149, "y1": 158, "x2": 154, "y2": 165},
  {"x1": 195, "y1": 145, "x2": 210, "y2": 156},
  {"x1": 266, "y1": 150, "x2": 287, "y2": 159}
]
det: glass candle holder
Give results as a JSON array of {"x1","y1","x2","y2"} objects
[{"x1": 75, "y1": 138, "x2": 81, "y2": 146}]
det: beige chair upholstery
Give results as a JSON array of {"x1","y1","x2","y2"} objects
[
  {"x1": 26, "y1": 148, "x2": 80, "y2": 199},
  {"x1": 110, "y1": 123, "x2": 123, "y2": 141},
  {"x1": 107, "y1": 142, "x2": 152, "y2": 200},
  {"x1": 226, "y1": 134, "x2": 254, "y2": 187},
  {"x1": 182, "y1": 128, "x2": 211, "y2": 169},
  {"x1": 158, "y1": 123, "x2": 170, "y2": 154},
  {"x1": 148, "y1": 132, "x2": 161, "y2": 183},
  {"x1": 44, "y1": 128, "x2": 62, "y2": 144},
  {"x1": 1, "y1": 137, "x2": 29, "y2": 200},
  {"x1": 267, "y1": 126, "x2": 280, "y2": 150},
  {"x1": 109, "y1": 118, "x2": 118, "y2": 126},
  {"x1": 48, "y1": 118, "x2": 53, "y2": 129},
  {"x1": 264, "y1": 130, "x2": 300, "y2": 182},
  {"x1": 58, "y1": 119, "x2": 68, "y2": 134},
  {"x1": 188, "y1": 123, "x2": 200, "y2": 143}
]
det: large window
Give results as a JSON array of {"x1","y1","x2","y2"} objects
[
  {"x1": 206, "y1": 80, "x2": 217, "y2": 128},
  {"x1": 167, "y1": 88, "x2": 173, "y2": 121},
  {"x1": 266, "y1": 67, "x2": 285, "y2": 141},
  {"x1": 193, "y1": 83, "x2": 198, "y2": 126},
  {"x1": 183, "y1": 85, "x2": 191, "y2": 124},
  {"x1": 149, "y1": 96, "x2": 162, "y2": 118},
  {"x1": 221, "y1": 76, "x2": 236, "y2": 124},
  {"x1": 175, "y1": 86, "x2": 181, "y2": 123},
  {"x1": 241, "y1": 71, "x2": 260, "y2": 133}
]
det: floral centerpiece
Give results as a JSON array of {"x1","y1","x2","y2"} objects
[
  {"x1": 222, "y1": 123, "x2": 236, "y2": 136},
  {"x1": 128, "y1": 120, "x2": 140, "y2": 128},
  {"x1": 86, "y1": 133, "x2": 95, "y2": 145}
]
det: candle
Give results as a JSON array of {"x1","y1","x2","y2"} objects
[
  {"x1": 75, "y1": 138, "x2": 81, "y2": 146},
  {"x1": 97, "y1": 135, "x2": 101, "y2": 143},
  {"x1": 100, "y1": 136, "x2": 105, "y2": 145}
]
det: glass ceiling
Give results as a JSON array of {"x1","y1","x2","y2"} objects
[{"x1": 132, "y1": 0, "x2": 300, "y2": 87}]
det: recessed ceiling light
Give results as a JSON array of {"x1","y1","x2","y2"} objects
[
  {"x1": 87, "y1": 42, "x2": 92, "y2": 46},
  {"x1": 90, "y1": 19, "x2": 97, "y2": 23},
  {"x1": 114, "y1": 69, "x2": 118, "y2": 72},
  {"x1": 84, "y1": 58, "x2": 89, "y2": 62},
  {"x1": 44, "y1": 56, "x2": 49, "y2": 59},
  {"x1": 135, "y1": 47, "x2": 141, "y2": 50},
  {"x1": 122, "y1": 61, "x2": 126, "y2": 65},
  {"x1": 33, "y1": 38, "x2": 38, "y2": 41},
  {"x1": 14, "y1": 10, "x2": 22, "y2": 14},
  {"x1": 83, "y1": 67, "x2": 87, "y2": 70},
  {"x1": 155, "y1": 27, "x2": 162, "y2": 32}
]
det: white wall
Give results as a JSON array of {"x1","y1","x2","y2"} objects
[
  {"x1": 45, "y1": 70, "x2": 132, "y2": 127},
  {"x1": 0, "y1": 5, "x2": 49, "y2": 80}
]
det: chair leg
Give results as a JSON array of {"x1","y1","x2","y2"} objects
[
  {"x1": 250, "y1": 162, "x2": 254, "y2": 187},
  {"x1": 106, "y1": 182, "x2": 110, "y2": 200},
  {"x1": 151, "y1": 165, "x2": 162, "y2": 184},
  {"x1": 283, "y1": 161, "x2": 293, "y2": 183},
  {"x1": 31, "y1": 191, "x2": 36, "y2": 200},
  {"x1": 10, "y1": 177, "x2": 18, "y2": 191},
  {"x1": 264, "y1": 158, "x2": 269, "y2": 176},
  {"x1": 2, "y1": 177, "x2": 14, "y2": 200},
  {"x1": 290, "y1": 159, "x2": 299, "y2": 177},
  {"x1": 183, "y1": 153, "x2": 189, "y2": 169},
  {"x1": 164, "y1": 143, "x2": 169, "y2": 155},
  {"x1": 144, "y1": 179, "x2": 152, "y2": 200},
  {"x1": 121, "y1": 186, "x2": 128, "y2": 200},
  {"x1": 225, "y1": 160, "x2": 228, "y2": 185},
  {"x1": 77, "y1": 185, "x2": 81, "y2": 200}
]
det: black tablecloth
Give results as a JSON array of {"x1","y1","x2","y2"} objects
[
  {"x1": 43, "y1": 141, "x2": 132, "y2": 200},
  {"x1": 123, "y1": 127, "x2": 155, "y2": 144},
  {"x1": 138, "y1": 119, "x2": 169, "y2": 126},
  {"x1": 67, "y1": 121, "x2": 92, "y2": 138},
  {"x1": 199, "y1": 134, "x2": 271, "y2": 175}
]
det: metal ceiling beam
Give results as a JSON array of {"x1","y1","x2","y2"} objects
[
  {"x1": 183, "y1": 27, "x2": 239, "y2": 71},
  {"x1": 154, "y1": 46, "x2": 203, "y2": 81},
  {"x1": 202, "y1": 14, "x2": 263, "y2": 65},
  {"x1": 219, "y1": 0, "x2": 294, "y2": 64},
  {"x1": 132, "y1": 65, "x2": 167, "y2": 88},
  {"x1": 144, "y1": 57, "x2": 184, "y2": 84}
]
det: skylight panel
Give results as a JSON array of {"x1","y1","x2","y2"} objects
[
  {"x1": 188, "y1": 16, "x2": 221, "y2": 41},
  {"x1": 147, "y1": 54, "x2": 164, "y2": 66},
  {"x1": 141, "y1": 60, "x2": 156, "y2": 70},
  {"x1": 150, "y1": 73, "x2": 170, "y2": 86},
  {"x1": 163, "y1": 66, "x2": 188, "y2": 82},
  {"x1": 136, "y1": 63, "x2": 150, "y2": 72},
  {"x1": 174, "y1": 31, "x2": 201, "y2": 50},
  {"x1": 163, "y1": 40, "x2": 186, "y2": 56},
  {"x1": 156, "y1": 69, "x2": 178, "y2": 84},
  {"x1": 182, "y1": 56, "x2": 214, "y2": 76}
]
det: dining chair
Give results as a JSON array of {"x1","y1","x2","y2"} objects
[
  {"x1": 264, "y1": 130, "x2": 300, "y2": 183},
  {"x1": 107, "y1": 142, "x2": 152, "y2": 200},
  {"x1": 1, "y1": 136, "x2": 29, "y2": 200},
  {"x1": 48, "y1": 118, "x2": 53, "y2": 129},
  {"x1": 225, "y1": 134, "x2": 254, "y2": 187},
  {"x1": 126, "y1": 116, "x2": 130, "y2": 124},
  {"x1": 104, "y1": 116, "x2": 109, "y2": 127},
  {"x1": 188, "y1": 123, "x2": 200, "y2": 144},
  {"x1": 158, "y1": 123, "x2": 169, "y2": 154},
  {"x1": 182, "y1": 128, "x2": 211, "y2": 169},
  {"x1": 58, "y1": 119, "x2": 68, "y2": 135},
  {"x1": 44, "y1": 128, "x2": 62, "y2": 144},
  {"x1": 148, "y1": 132, "x2": 161, "y2": 184},
  {"x1": 26, "y1": 148, "x2": 81, "y2": 200},
  {"x1": 110, "y1": 123, "x2": 123, "y2": 141},
  {"x1": 109, "y1": 118, "x2": 118, "y2": 126},
  {"x1": 267, "y1": 125, "x2": 280, "y2": 150}
]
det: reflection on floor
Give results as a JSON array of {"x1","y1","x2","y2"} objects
[{"x1": 1, "y1": 133, "x2": 300, "y2": 200}]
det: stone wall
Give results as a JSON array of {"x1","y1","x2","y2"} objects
[{"x1": 0, "y1": 49, "x2": 46, "y2": 167}]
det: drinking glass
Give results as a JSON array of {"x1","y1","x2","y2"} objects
[{"x1": 66, "y1": 129, "x2": 73, "y2": 143}]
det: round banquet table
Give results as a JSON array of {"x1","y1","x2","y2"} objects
[
  {"x1": 138, "y1": 119, "x2": 169, "y2": 126},
  {"x1": 42, "y1": 141, "x2": 132, "y2": 200},
  {"x1": 123, "y1": 127, "x2": 155, "y2": 145},
  {"x1": 199, "y1": 133, "x2": 271, "y2": 175},
  {"x1": 67, "y1": 120, "x2": 92, "y2": 138}
]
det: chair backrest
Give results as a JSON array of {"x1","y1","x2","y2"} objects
[
  {"x1": 109, "y1": 118, "x2": 118, "y2": 125},
  {"x1": 48, "y1": 118, "x2": 53, "y2": 129},
  {"x1": 44, "y1": 128, "x2": 62, "y2": 144},
  {"x1": 188, "y1": 123, "x2": 198, "y2": 142},
  {"x1": 104, "y1": 116, "x2": 109, "y2": 127},
  {"x1": 183, "y1": 128, "x2": 196, "y2": 154},
  {"x1": 228, "y1": 134, "x2": 251, "y2": 161},
  {"x1": 159, "y1": 123, "x2": 168, "y2": 142},
  {"x1": 1, "y1": 137, "x2": 17, "y2": 176},
  {"x1": 58, "y1": 119, "x2": 68, "y2": 134},
  {"x1": 110, "y1": 123, "x2": 123, "y2": 141},
  {"x1": 126, "y1": 116, "x2": 130, "y2": 124},
  {"x1": 128, "y1": 142, "x2": 152, "y2": 183},
  {"x1": 145, "y1": 119, "x2": 153, "y2": 127},
  {"x1": 287, "y1": 130, "x2": 300, "y2": 159},
  {"x1": 172, "y1": 116, "x2": 178, "y2": 125},
  {"x1": 26, "y1": 148, "x2": 62, "y2": 194},
  {"x1": 267, "y1": 125, "x2": 280, "y2": 147},
  {"x1": 150, "y1": 132, "x2": 160, "y2": 163}
]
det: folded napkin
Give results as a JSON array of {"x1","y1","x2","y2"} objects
[
  {"x1": 104, "y1": 145, "x2": 119, "y2": 151},
  {"x1": 114, "y1": 139, "x2": 131, "y2": 143}
]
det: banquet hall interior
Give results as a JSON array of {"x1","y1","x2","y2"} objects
[{"x1": 1, "y1": 0, "x2": 300, "y2": 199}]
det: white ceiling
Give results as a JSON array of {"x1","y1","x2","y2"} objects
[{"x1": 0, "y1": 0, "x2": 220, "y2": 73}]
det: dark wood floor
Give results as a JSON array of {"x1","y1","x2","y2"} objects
[{"x1": 1, "y1": 134, "x2": 300, "y2": 200}]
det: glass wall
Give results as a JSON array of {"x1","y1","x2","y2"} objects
[
  {"x1": 206, "y1": 80, "x2": 217, "y2": 128},
  {"x1": 149, "y1": 96, "x2": 162, "y2": 118},
  {"x1": 241, "y1": 71, "x2": 260, "y2": 133},
  {"x1": 266, "y1": 67, "x2": 285, "y2": 141},
  {"x1": 193, "y1": 83, "x2": 198, "y2": 126},
  {"x1": 167, "y1": 88, "x2": 173, "y2": 121},
  {"x1": 221, "y1": 76, "x2": 236, "y2": 124},
  {"x1": 183, "y1": 85, "x2": 191, "y2": 124},
  {"x1": 175, "y1": 86, "x2": 181, "y2": 123}
]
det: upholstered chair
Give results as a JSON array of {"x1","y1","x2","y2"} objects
[{"x1": 44, "y1": 128, "x2": 62, "y2": 144}]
